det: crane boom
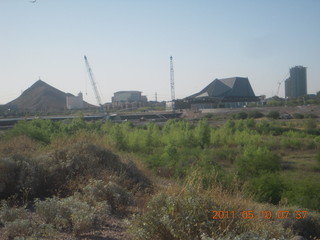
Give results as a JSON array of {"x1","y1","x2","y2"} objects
[
  {"x1": 84, "y1": 55, "x2": 102, "y2": 107},
  {"x1": 276, "y1": 72, "x2": 289, "y2": 97}
]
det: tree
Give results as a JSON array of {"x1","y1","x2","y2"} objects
[
  {"x1": 235, "y1": 146, "x2": 281, "y2": 180},
  {"x1": 195, "y1": 119, "x2": 211, "y2": 149}
]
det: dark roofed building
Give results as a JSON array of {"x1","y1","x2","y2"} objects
[{"x1": 176, "y1": 77, "x2": 259, "y2": 109}]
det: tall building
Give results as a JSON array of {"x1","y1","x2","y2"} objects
[{"x1": 285, "y1": 66, "x2": 307, "y2": 98}]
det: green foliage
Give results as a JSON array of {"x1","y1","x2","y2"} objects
[
  {"x1": 247, "y1": 110, "x2": 264, "y2": 119},
  {"x1": 6, "y1": 119, "x2": 59, "y2": 144},
  {"x1": 304, "y1": 118, "x2": 317, "y2": 130},
  {"x1": 231, "y1": 112, "x2": 248, "y2": 120},
  {"x1": 195, "y1": 119, "x2": 211, "y2": 149},
  {"x1": 109, "y1": 124, "x2": 128, "y2": 150},
  {"x1": 267, "y1": 111, "x2": 280, "y2": 119},
  {"x1": 292, "y1": 113, "x2": 304, "y2": 119},
  {"x1": 235, "y1": 146, "x2": 281, "y2": 180},
  {"x1": 305, "y1": 113, "x2": 318, "y2": 119},
  {"x1": 282, "y1": 177, "x2": 320, "y2": 211},
  {"x1": 245, "y1": 173, "x2": 285, "y2": 204}
]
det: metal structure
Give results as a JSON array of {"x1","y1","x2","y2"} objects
[
  {"x1": 276, "y1": 72, "x2": 289, "y2": 97},
  {"x1": 170, "y1": 56, "x2": 175, "y2": 100},
  {"x1": 84, "y1": 55, "x2": 102, "y2": 107}
]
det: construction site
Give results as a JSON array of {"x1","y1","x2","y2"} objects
[{"x1": 0, "y1": 55, "x2": 319, "y2": 129}]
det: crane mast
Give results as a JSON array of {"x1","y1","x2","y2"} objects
[{"x1": 84, "y1": 55, "x2": 102, "y2": 107}]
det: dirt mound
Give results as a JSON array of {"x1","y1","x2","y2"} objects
[{"x1": 6, "y1": 80, "x2": 94, "y2": 113}]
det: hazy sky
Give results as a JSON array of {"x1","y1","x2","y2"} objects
[{"x1": 1, "y1": 0, "x2": 319, "y2": 105}]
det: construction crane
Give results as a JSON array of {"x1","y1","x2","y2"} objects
[
  {"x1": 276, "y1": 72, "x2": 289, "y2": 97},
  {"x1": 170, "y1": 56, "x2": 175, "y2": 100},
  {"x1": 84, "y1": 55, "x2": 103, "y2": 108}
]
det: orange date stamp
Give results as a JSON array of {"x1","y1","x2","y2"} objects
[{"x1": 211, "y1": 210, "x2": 308, "y2": 220}]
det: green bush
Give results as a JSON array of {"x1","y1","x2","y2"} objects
[
  {"x1": 305, "y1": 113, "x2": 318, "y2": 119},
  {"x1": 6, "y1": 119, "x2": 59, "y2": 144},
  {"x1": 292, "y1": 113, "x2": 304, "y2": 119},
  {"x1": 235, "y1": 146, "x2": 281, "y2": 180},
  {"x1": 245, "y1": 173, "x2": 285, "y2": 204},
  {"x1": 247, "y1": 111, "x2": 264, "y2": 119},
  {"x1": 267, "y1": 111, "x2": 280, "y2": 119},
  {"x1": 304, "y1": 118, "x2": 317, "y2": 130},
  {"x1": 232, "y1": 112, "x2": 248, "y2": 120},
  {"x1": 282, "y1": 177, "x2": 320, "y2": 211}
]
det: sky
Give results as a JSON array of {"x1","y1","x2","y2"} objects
[{"x1": 0, "y1": 0, "x2": 319, "y2": 105}]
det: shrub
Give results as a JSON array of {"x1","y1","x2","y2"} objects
[
  {"x1": 282, "y1": 177, "x2": 320, "y2": 211},
  {"x1": 128, "y1": 193, "x2": 215, "y2": 240},
  {"x1": 267, "y1": 111, "x2": 280, "y2": 119},
  {"x1": 292, "y1": 113, "x2": 304, "y2": 119},
  {"x1": 245, "y1": 173, "x2": 285, "y2": 204},
  {"x1": 232, "y1": 112, "x2": 248, "y2": 120},
  {"x1": 127, "y1": 189, "x2": 292, "y2": 240},
  {"x1": 247, "y1": 111, "x2": 264, "y2": 119},
  {"x1": 35, "y1": 196, "x2": 95, "y2": 234},
  {"x1": 235, "y1": 146, "x2": 281, "y2": 180},
  {"x1": 6, "y1": 119, "x2": 59, "y2": 144},
  {"x1": 281, "y1": 213, "x2": 320, "y2": 240},
  {"x1": 0, "y1": 155, "x2": 45, "y2": 199},
  {"x1": 195, "y1": 119, "x2": 211, "y2": 149},
  {"x1": 81, "y1": 179, "x2": 132, "y2": 212},
  {"x1": 305, "y1": 113, "x2": 318, "y2": 119},
  {"x1": 36, "y1": 141, "x2": 151, "y2": 195},
  {"x1": 4, "y1": 219, "x2": 32, "y2": 238},
  {"x1": 304, "y1": 118, "x2": 317, "y2": 130},
  {"x1": 0, "y1": 201, "x2": 28, "y2": 224}
]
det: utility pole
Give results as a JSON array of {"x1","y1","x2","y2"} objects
[{"x1": 170, "y1": 56, "x2": 175, "y2": 101}]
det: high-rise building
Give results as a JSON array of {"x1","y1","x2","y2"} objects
[{"x1": 285, "y1": 66, "x2": 307, "y2": 98}]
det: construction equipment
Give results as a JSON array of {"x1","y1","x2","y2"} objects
[
  {"x1": 276, "y1": 72, "x2": 289, "y2": 97},
  {"x1": 84, "y1": 55, "x2": 103, "y2": 108}
]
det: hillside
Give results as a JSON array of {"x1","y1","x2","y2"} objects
[{"x1": 6, "y1": 80, "x2": 94, "y2": 112}]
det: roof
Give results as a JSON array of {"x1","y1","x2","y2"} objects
[
  {"x1": 187, "y1": 77, "x2": 256, "y2": 99},
  {"x1": 114, "y1": 91, "x2": 142, "y2": 94}
]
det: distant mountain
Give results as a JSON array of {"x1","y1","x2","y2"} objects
[{"x1": 6, "y1": 80, "x2": 95, "y2": 113}]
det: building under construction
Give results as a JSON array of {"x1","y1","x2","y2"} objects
[{"x1": 175, "y1": 77, "x2": 259, "y2": 109}]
